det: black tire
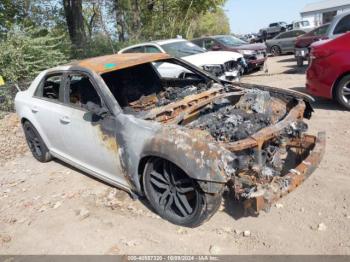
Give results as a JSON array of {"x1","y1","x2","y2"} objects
[
  {"x1": 143, "y1": 158, "x2": 222, "y2": 227},
  {"x1": 23, "y1": 121, "x2": 52, "y2": 162},
  {"x1": 296, "y1": 57, "x2": 304, "y2": 67},
  {"x1": 270, "y1": 46, "x2": 281, "y2": 56},
  {"x1": 334, "y1": 75, "x2": 350, "y2": 110}
]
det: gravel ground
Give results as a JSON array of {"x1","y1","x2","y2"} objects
[{"x1": 0, "y1": 55, "x2": 349, "y2": 254}]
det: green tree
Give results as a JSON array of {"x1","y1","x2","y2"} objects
[
  {"x1": 0, "y1": 27, "x2": 68, "y2": 83},
  {"x1": 190, "y1": 7, "x2": 230, "y2": 38},
  {"x1": 0, "y1": 0, "x2": 26, "y2": 36}
]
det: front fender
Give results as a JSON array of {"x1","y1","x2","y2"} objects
[{"x1": 140, "y1": 126, "x2": 235, "y2": 192}]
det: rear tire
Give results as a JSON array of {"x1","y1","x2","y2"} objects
[
  {"x1": 270, "y1": 46, "x2": 281, "y2": 56},
  {"x1": 143, "y1": 158, "x2": 222, "y2": 227},
  {"x1": 296, "y1": 57, "x2": 304, "y2": 67},
  {"x1": 334, "y1": 75, "x2": 350, "y2": 110},
  {"x1": 23, "y1": 121, "x2": 52, "y2": 162}
]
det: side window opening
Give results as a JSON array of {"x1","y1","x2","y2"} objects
[
  {"x1": 122, "y1": 46, "x2": 145, "y2": 53},
  {"x1": 67, "y1": 74, "x2": 102, "y2": 109},
  {"x1": 204, "y1": 39, "x2": 215, "y2": 49},
  {"x1": 102, "y1": 63, "x2": 162, "y2": 108},
  {"x1": 145, "y1": 46, "x2": 162, "y2": 53},
  {"x1": 36, "y1": 74, "x2": 63, "y2": 101}
]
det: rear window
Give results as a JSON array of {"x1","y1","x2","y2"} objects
[
  {"x1": 122, "y1": 46, "x2": 145, "y2": 53},
  {"x1": 312, "y1": 24, "x2": 330, "y2": 36},
  {"x1": 35, "y1": 74, "x2": 63, "y2": 101}
]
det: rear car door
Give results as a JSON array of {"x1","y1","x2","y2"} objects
[
  {"x1": 59, "y1": 72, "x2": 126, "y2": 186},
  {"x1": 31, "y1": 73, "x2": 67, "y2": 156},
  {"x1": 275, "y1": 32, "x2": 292, "y2": 51}
]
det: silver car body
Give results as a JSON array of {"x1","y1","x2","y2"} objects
[{"x1": 266, "y1": 29, "x2": 310, "y2": 54}]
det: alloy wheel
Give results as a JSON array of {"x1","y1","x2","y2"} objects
[
  {"x1": 24, "y1": 125, "x2": 43, "y2": 158},
  {"x1": 341, "y1": 80, "x2": 350, "y2": 105},
  {"x1": 148, "y1": 159, "x2": 199, "y2": 219}
]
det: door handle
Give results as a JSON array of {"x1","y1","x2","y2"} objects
[
  {"x1": 31, "y1": 106, "x2": 39, "y2": 113},
  {"x1": 60, "y1": 116, "x2": 71, "y2": 124}
]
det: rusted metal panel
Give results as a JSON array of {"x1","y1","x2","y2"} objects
[{"x1": 243, "y1": 132, "x2": 326, "y2": 213}]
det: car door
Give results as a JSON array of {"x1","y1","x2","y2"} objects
[
  {"x1": 31, "y1": 73, "x2": 68, "y2": 156},
  {"x1": 277, "y1": 31, "x2": 295, "y2": 52},
  {"x1": 59, "y1": 72, "x2": 126, "y2": 186}
]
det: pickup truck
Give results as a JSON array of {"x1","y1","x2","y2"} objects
[{"x1": 259, "y1": 22, "x2": 287, "y2": 40}]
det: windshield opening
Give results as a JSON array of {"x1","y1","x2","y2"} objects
[
  {"x1": 215, "y1": 36, "x2": 247, "y2": 47},
  {"x1": 161, "y1": 41, "x2": 205, "y2": 58}
]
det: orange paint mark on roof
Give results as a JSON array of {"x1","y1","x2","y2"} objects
[{"x1": 69, "y1": 53, "x2": 171, "y2": 74}]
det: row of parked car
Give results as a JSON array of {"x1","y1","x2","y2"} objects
[
  {"x1": 265, "y1": 11, "x2": 350, "y2": 67},
  {"x1": 118, "y1": 35, "x2": 267, "y2": 83},
  {"x1": 118, "y1": 9, "x2": 349, "y2": 111}
]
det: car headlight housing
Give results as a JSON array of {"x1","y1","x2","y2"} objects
[{"x1": 202, "y1": 65, "x2": 225, "y2": 77}]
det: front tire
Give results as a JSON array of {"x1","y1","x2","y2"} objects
[
  {"x1": 334, "y1": 75, "x2": 350, "y2": 110},
  {"x1": 270, "y1": 46, "x2": 281, "y2": 56},
  {"x1": 143, "y1": 158, "x2": 222, "y2": 227},
  {"x1": 23, "y1": 121, "x2": 52, "y2": 162}
]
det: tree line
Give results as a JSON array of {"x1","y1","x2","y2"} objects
[{"x1": 0, "y1": 0, "x2": 230, "y2": 84}]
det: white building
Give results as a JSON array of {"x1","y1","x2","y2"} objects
[{"x1": 301, "y1": 0, "x2": 350, "y2": 26}]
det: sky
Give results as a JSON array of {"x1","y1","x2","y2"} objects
[{"x1": 224, "y1": 0, "x2": 320, "y2": 34}]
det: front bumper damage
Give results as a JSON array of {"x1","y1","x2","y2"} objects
[
  {"x1": 242, "y1": 132, "x2": 325, "y2": 213},
  {"x1": 128, "y1": 76, "x2": 324, "y2": 211}
]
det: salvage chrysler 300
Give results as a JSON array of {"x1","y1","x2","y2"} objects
[{"x1": 15, "y1": 53, "x2": 325, "y2": 227}]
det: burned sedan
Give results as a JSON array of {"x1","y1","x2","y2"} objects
[{"x1": 15, "y1": 53, "x2": 325, "y2": 227}]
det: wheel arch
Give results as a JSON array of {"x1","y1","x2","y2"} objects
[
  {"x1": 137, "y1": 153, "x2": 226, "y2": 195},
  {"x1": 331, "y1": 71, "x2": 350, "y2": 99},
  {"x1": 19, "y1": 114, "x2": 52, "y2": 151},
  {"x1": 270, "y1": 45, "x2": 281, "y2": 54}
]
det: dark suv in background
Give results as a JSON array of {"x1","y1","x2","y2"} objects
[{"x1": 192, "y1": 35, "x2": 267, "y2": 72}]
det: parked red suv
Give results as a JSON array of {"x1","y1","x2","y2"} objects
[
  {"x1": 295, "y1": 23, "x2": 330, "y2": 66},
  {"x1": 306, "y1": 32, "x2": 350, "y2": 109}
]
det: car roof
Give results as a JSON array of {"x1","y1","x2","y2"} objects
[
  {"x1": 153, "y1": 38, "x2": 187, "y2": 45},
  {"x1": 67, "y1": 53, "x2": 171, "y2": 74}
]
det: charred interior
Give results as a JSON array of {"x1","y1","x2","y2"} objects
[{"x1": 102, "y1": 60, "x2": 316, "y2": 207}]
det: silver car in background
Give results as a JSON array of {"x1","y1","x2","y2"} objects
[{"x1": 266, "y1": 29, "x2": 310, "y2": 56}]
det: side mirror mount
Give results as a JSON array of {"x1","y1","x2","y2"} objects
[{"x1": 85, "y1": 101, "x2": 109, "y2": 118}]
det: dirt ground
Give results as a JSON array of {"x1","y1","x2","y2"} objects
[{"x1": 0, "y1": 55, "x2": 350, "y2": 255}]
